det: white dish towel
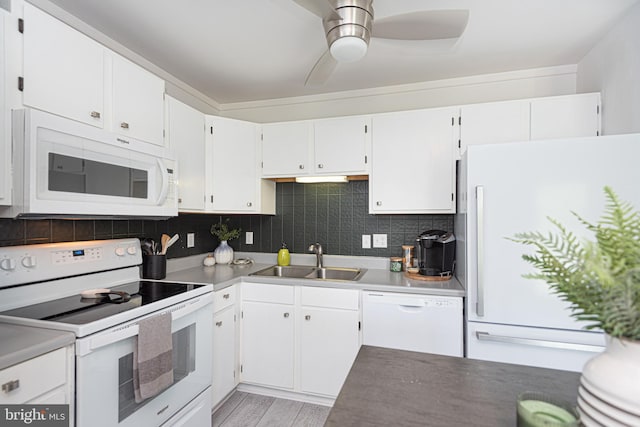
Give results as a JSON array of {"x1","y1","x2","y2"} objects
[{"x1": 133, "y1": 312, "x2": 174, "y2": 403}]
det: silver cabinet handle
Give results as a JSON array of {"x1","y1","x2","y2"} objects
[
  {"x1": 90, "y1": 111, "x2": 101, "y2": 119},
  {"x1": 476, "y1": 185, "x2": 485, "y2": 317},
  {"x1": 223, "y1": 293, "x2": 230, "y2": 299},
  {"x1": 215, "y1": 321, "x2": 222, "y2": 327},
  {"x1": 120, "y1": 122, "x2": 129, "y2": 129},
  {"x1": 283, "y1": 312, "x2": 290, "y2": 318},
  {"x1": 376, "y1": 201, "x2": 382, "y2": 206},
  {"x1": 299, "y1": 164, "x2": 304, "y2": 169},
  {"x1": 210, "y1": 195, "x2": 214, "y2": 203},
  {"x1": 476, "y1": 332, "x2": 604, "y2": 353},
  {"x1": 2, "y1": 379, "x2": 20, "y2": 393},
  {"x1": 247, "y1": 202, "x2": 252, "y2": 207},
  {"x1": 178, "y1": 198, "x2": 182, "y2": 204},
  {"x1": 305, "y1": 315, "x2": 311, "y2": 321},
  {"x1": 318, "y1": 164, "x2": 324, "y2": 169}
]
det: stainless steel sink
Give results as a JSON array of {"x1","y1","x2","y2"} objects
[
  {"x1": 250, "y1": 265, "x2": 365, "y2": 282},
  {"x1": 250, "y1": 265, "x2": 316, "y2": 278},
  {"x1": 306, "y1": 267, "x2": 364, "y2": 281}
]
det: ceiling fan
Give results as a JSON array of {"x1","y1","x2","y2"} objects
[{"x1": 293, "y1": 0, "x2": 469, "y2": 85}]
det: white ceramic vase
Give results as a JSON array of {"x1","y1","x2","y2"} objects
[
  {"x1": 213, "y1": 240, "x2": 234, "y2": 264},
  {"x1": 578, "y1": 335, "x2": 640, "y2": 426}
]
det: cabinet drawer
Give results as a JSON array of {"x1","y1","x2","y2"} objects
[
  {"x1": 301, "y1": 286, "x2": 359, "y2": 310},
  {"x1": 1, "y1": 347, "x2": 67, "y2": 404},
  {"x1": 241, "y1": 282, "x2": 295, "y2": 304},
  {"x1": 214, "y1": 285, "x2": 236, "y2": 313}
]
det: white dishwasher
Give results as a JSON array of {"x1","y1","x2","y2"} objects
[{"x1": 362, "y1": 291, "x2": 463, "y2": 357}]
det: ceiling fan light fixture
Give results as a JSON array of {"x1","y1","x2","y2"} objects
[{"x1": 330, "y1": 36, "x2": 368, "y2": 62}]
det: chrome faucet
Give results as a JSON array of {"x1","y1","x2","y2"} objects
[{"x1": 308, "y1": 243, "x2": 324, "y2": 268}]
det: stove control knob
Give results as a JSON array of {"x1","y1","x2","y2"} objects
[
  {"x1": 115, "y1": 247, "x2": 126, "y2": 257},
  {"x1": 21, "y1": 256, "x2": 37, "y2": 268},
  {"x1": 0, "y1": 258, "x2": 17, "y2": 271},
  {"x1": 127, "y1": 246, "x2": 137, "y2": 255}
]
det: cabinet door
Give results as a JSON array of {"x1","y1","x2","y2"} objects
[
  {"x1": 459, "y1": 100, "x2": 530, "y2": 156},
  {"x1": 166, "y1": 96, "x2": 205, "y2": 211},
  {"x1": 23, "y1": 3, "x2": 104, "y2": 127},
  {"x1": 261, "y1": 122, "x2": 311, "y2": 177},
  {"x1": 370, "y1": 108, "x2": 457, "y2": 214},
  {"x1": 314, "y1": 116, "x2": 369, "y2": 174},
  {"x1": 530, "y1": 93, "x2": 600, "y2": 140},
  {"x1": 299, "y1": 307, "x2": 360, "y2": 397},
  {"x1": 111, "y1": 54, "x2": 165, "y2": 146},
  {"x1": 241, "y1": 301, "x2": 294, "y2": 389},
  {"x1": 212, "y1": 307, "x2": 236, "y2": 408},
  {"x1": 209, "y1": 116, "x2": 259, "y2": 212},
  {"x1": 0, "y1": 13, "x2": 9, "y2": 206}
]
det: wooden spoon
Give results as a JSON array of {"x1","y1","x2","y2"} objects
[{"x1": 160, "y1": 234, "x2": 171, "y2": 255}]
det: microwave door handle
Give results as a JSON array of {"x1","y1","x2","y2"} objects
[{"x1": 156, "y1": 158, "x2": 170, "y2": 205}]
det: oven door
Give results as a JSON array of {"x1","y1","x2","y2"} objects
[
  {"x1": 75, "y1": 294, "x2": 212, "y2": 427},
  {"x1": 17, "y1": 108, "x2": 177, "y2": 218}
]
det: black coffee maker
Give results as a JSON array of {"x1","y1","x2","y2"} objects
[{"x1": 414, "y1": 230, "x2": 456, "y2": 277}]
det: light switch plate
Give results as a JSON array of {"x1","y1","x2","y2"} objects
[
  {"x1": 373, "y1": 234, "x2": 387, "y2": 248},
  {"x1": 187, "y1": 233, "x2": 195, "y2": 248},
  {"x1": 362, "y1": 234, "x2": 371, "y2": 249},
  {"x1": 246, "y1": 232, "x2": 254, "y2": 245}
]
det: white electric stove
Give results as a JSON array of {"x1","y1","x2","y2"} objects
[{"x1": 0, "y1": 239, "x2": 213, "y2": 427}]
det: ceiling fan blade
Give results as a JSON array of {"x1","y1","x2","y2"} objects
[
  {"x1": 291, "y1": 0, "x2": 341, "y2": 21},
  {"x1": 372, "y1": 9, "x2": 469, "y2": 41},
  {"x1": 305, "y1": 50, "x2": 338, "y2": 86}
]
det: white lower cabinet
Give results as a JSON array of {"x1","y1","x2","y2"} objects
[
  {"x1": 240, "y1": 283, "x2": 361, "y2": 398},
  {"x1": 0, "y1": 345, "x2": 74, "y2": 423},
  {"x1": 212, "y1": 286, "x2": 238, "y2": 409},
  {"x1": 299, "y1": 307, "x2": 359, "y2": 396},
  {"x1": 241, "y1": 299, "x2": 295, "y2": 389}
]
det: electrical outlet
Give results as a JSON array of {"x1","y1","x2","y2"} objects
[
  {"x1": 246, "y1": 232, "x2": 254, "y2": 245},
  {"x1": 187, "y1": 233, "x2": 195, "y2": 248},
  {"x1": 362, "y1": 234, "x2": 371, "y2": 249},
  {"x1": 373, "y1": 233, "x2": 387, "y2": 248}
]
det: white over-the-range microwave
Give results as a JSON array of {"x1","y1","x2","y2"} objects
[{"x1": 1, "y1": 109, "x2": 178, "y2": 218}]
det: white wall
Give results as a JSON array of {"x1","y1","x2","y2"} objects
[
  {"x1": 577, "y1": 2, "x2": 640, "y2": 135},
  {"x1": 219, "y1": 66, "x2": 578, "y2": 123}
]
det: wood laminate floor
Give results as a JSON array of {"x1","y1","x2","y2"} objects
[{"x1": 212, "y1": 392, "x2": 331, "y2": 427}]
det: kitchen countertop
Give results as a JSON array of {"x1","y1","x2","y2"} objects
[
  {"x1": 325, "y1": 346, "x2": 581, "y2": 427},
  {"x1": 0, "y1": 323, "x2": 75, "y2": 370},
  {"x1": 162, "y1": 253, "x2": 464, "y2": 297}
]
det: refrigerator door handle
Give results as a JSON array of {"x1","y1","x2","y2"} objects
[
  {"x1": 475, "y1": 185, "x2": 485, "y2": 317},
  {"x1": 475, "y1": 331, "x2": 604, "y2": 353}
]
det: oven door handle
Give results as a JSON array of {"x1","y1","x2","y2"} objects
[{"x1": 76, "y1": 293, "x2": 213, "y2": 356}]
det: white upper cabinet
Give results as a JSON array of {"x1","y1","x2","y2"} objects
[
  {"x1": 261, "y1": 121, "x2": 312, "y2": 177},
  {"x1": 313, "y1": 116, "x2": 370, "y2": 175},
  {"x1": 207, "y1": 115, "x2": 275, "y2": 214},
  {"x1": 23, "y1": 3, "x2": 104, "y2": 128},
  {"x1": 530, "y1": 93, "x2": 601, "y2": 140},
  {"x1": 459, "y1": 99, "x2": 530, "y2": 156},
  {"x1": 261, "y1": 116, "x2": 370, "y2": 178},
  {"x1": 21, "y1": 3, "x2": 165, "y2": 147},
  {"x1": 371, "y1": 107, "x2": 457, "y2": 214},
  {"x1": 166, "y1": 96, "x2": 205, "y2": 211},
  {"x1": 110, "y1": 54, "x2": 165, "y2": 146}
]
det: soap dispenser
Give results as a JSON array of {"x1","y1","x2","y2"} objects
[{"x1": 277, "y1": 242, "x2": 290, "y2": 266}]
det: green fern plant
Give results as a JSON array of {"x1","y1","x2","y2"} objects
[{"x1": 510, "y1": 187, "x2": 640, "y2": 340}]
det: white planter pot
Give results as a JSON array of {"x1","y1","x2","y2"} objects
[
  {"x1": 578, "y1": 336, "x2": 640, "y2": 426},
  {"x1": 213, "y1": 240, "x2": 234, "y2": 265}
]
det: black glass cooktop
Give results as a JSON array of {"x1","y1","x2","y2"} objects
[{"x1": 0, "y1": 281, "x2": 204, "y2": 325}]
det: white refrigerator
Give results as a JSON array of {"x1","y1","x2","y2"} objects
[{"x1": 456, "y1": 133, "x2": 640, "y2": 372}]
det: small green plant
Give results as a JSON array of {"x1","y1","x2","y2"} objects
[
  {"x1": 511, "y1": 186, "x2": 640, "y2": 340},
  {"x1": 210, "y1": 219, "x2": 241, "y2": 242}
]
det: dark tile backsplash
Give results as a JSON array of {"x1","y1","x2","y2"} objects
[{"x1": 0, "y1": 181, "x2": 453, "y2": 258}]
